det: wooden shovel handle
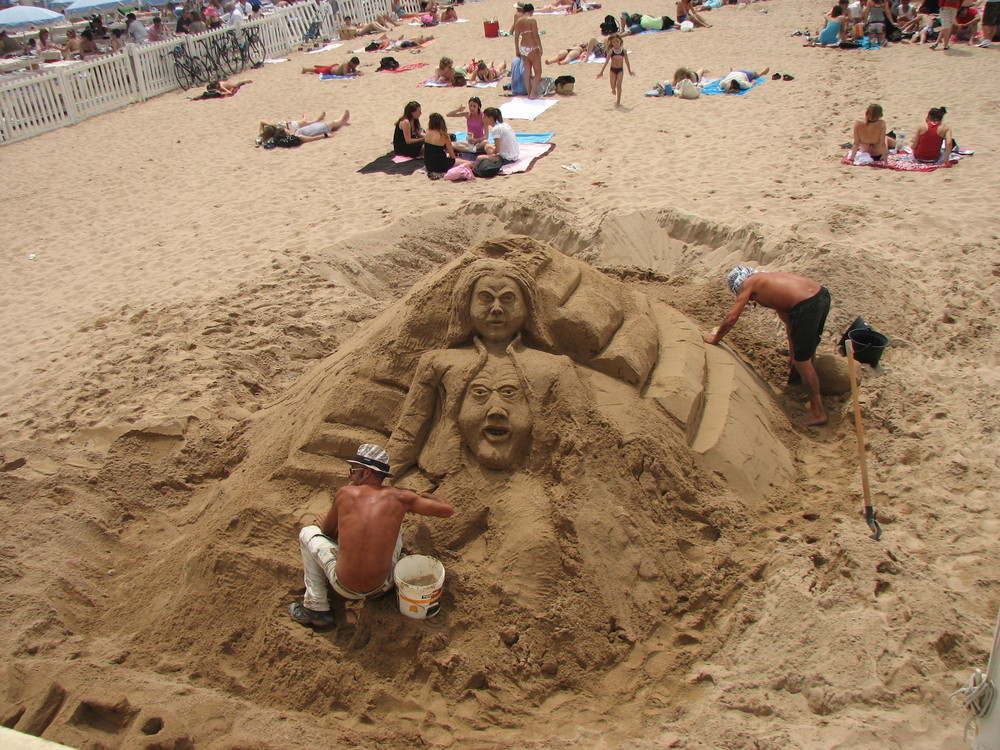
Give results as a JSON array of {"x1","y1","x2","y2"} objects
[{"x1": 845, "y1": 340, "x2": 872, "y2": 508}]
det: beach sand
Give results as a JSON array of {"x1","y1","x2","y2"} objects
[{"x1": 1, "y1": 0, "x2": 998, "y2": 747}]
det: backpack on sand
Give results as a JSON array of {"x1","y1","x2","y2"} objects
[{"x1": 472, "y1": 158, "x2": 504, "y2": 178}]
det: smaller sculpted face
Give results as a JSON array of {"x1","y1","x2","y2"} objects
[
  {"x1": 458, "y1": 361, "x2": 532, "y2": 469},
  {"x1": 469, "y1": 274, "x2": 527, "y2": 343}
]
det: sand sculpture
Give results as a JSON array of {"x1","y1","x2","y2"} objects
[{"x1": 278, "y1": 235, "x2": 794, "y2": 498}]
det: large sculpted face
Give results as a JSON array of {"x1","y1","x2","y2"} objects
[
  {"x1": 469, "y1": 274, "x2": 528, "y2": 343},
  {"x1": 458, "y1": 361, "x2": 532, "y2": 469}
]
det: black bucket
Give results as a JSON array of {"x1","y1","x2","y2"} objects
[{"x1": 839, "y1": 316, "x2": 889, "y2": 367}]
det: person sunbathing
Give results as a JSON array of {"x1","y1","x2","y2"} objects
[
  {"x1": 258, "y1": 111, "x2": 350, "y2": 144},
  {"x1": 848, "y1": 103, "x2": 888, "y2": 162},
  {"x1": 303, "y1": 57, "x2": 362, "y2": 76},
  {"x1": 343, "y1": 16, "x2": 392, "y2": 35},
  {"x1": 439, "y1": 5, "x2": 458, "y2": 22},
  {"x1": 200, "y1": 78, "x2": 253, "y2": 97},
  {"x1": 717, "y1": 67, "x2": 769, "y2": 93},
  {"x1": 470, "y1": 59, "x2": 508, "y2": 81},
  {"x1": 546, "y1": 38, "x2": 597, "y2": 64},
  {"x1": 619, "y1": 12, "x2": 675, "y2": 34}
]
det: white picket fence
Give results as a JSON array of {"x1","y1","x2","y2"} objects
[{"x1": 0, "y1": 0, "x2": 411, "y2": 145}]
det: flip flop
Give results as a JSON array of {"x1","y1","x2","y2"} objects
[
  {"x1": 782, "y1": 74, "x2": 795, "y2": 80},
  {"x1": 771, "y1": 72, "x2": 781, "y2": 79}
]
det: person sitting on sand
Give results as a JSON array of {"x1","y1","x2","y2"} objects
[
  {"x1": 952, "y1": 4, "x2": 980, "y2": 44},
  {"x1": 704, "y1": 267, "x2": 830, "y2": 426},
  {"x1": 909, "y1": 105, "x2": 953, "y2": 163},
  {"x1": 424, "y1": 112, "x2": 457, "y2": 176},
  {"x1": 394, "y1": 100, "x2": 425, "y2": 157},
  {"x1": 676, "y1": 0, "x2": 712, "y2": 27},
  {"x1": 717, "y1": 67, "x2": 769, "y2": 92},
  {"x1": 546, "y1": 38, "x2": 597, "y2": 64},
  {"x1": 303, "y1": 56, "x2": 362, "y2": 76},
  {"x1": 808, "y1": 5, "x2": 848, "y2": 45},
  {"x1": 258, "y1": 111, "x2": 350, "y2": 145},
  {"x1": 79, "y1": 29, "x2": 101, "y2": 58},
  {"x1": 848, "y1": 103, "x2": 889, "y2": 161},
  {"x1": 440, "y1": 5, "x2": 458, "y2": 22},
  {"x1": 475, "y1": 107, "x2": 520, "y2": 167},
  {"x1": 672, "y1": 66, "x2": 706, "y2": 87},
  {"x1": 289, "y1": 444, "x2": 454, "y2": 627},
  {"x1": 470, "y1": 59, "x2": 508, "y2": 81},
  {"x1": 448, "y1": 96, "x2": 488, "y2": 152}
]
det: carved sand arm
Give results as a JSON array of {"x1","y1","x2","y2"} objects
[{"x1": 387, "y1": 352, "x2": 445, "y2": 478}]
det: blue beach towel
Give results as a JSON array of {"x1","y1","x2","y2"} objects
[
  {"x1": 700, "y1": 77, "x2": 765, "y2": 96},
  {"x1": 455, "y1": 131, "x2": 554, "y2": 143}
]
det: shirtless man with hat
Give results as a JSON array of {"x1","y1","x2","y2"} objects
[
  {"x1": 704, "y1": 267, "x2": 831, "y2": 426},
  {"x1": 290, "y1": 443, "x2": 454, "y2": 627}
]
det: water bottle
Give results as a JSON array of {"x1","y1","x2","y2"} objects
[{"x1": 896, "y1": 129, "x2": 905, "y2": 153}]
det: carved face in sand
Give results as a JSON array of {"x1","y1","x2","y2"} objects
[
  {"x1": 458, "y1": 361, "x2": 532, "y2": 469},
  {"x1": 469, "y1": 274, "x2": 528, "y2": 343}
]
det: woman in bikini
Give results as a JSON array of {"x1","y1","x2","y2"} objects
[
  {"x1": 394, "y1": 100, "x2": 425, "y2": 157},
  {"x1": 546, "y1": 38, "x2": 597, "y2": 64},
  {"x1": 447, "y1": 96, "x2": 488, "y2": 152},
  {"x1": 597, "y1": 34, "x2": 633, "y2": 106},
  {"x1": 848, "y1": 103, "x2": 889, "y2": 162},
  {"x1": 513, "y1": 4, "x2": 543, "y2": 98}
]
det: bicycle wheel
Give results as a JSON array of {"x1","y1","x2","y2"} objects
[
  {"x1": 174, "y1": 59, "x2": 195, "y2": 90},
  {"x1": 247, "y1": 36, "x2": 265, "y2": 67},
  {"x1": 219, "y1": 40, "x2": 239, "y2": 76},
  {"x1": 227, "y1": 34, "x2": 244, "y2": 73},
  {"x1": 192, "y1": 59, "x2": 211, "y2": 86}
]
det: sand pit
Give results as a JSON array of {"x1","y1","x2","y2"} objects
[{"x1": 2, "y1": 0, "x2": 1000, "y2": 745}]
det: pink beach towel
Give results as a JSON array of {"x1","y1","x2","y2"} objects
[{"x1": 840, "y1": 153, "x2": 956, "y2": 172}]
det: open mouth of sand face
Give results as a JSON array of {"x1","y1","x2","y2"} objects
[{"x1": 483, "y1": 423, "x2": 510, "y2": 441}]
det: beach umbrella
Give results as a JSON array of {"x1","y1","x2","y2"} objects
[
  {"x1": 0, "y1": 5, "x2": 68, "y2": 29},
  {"x1": 62, "y1": 0, "x2": 134, "y2": 16}
]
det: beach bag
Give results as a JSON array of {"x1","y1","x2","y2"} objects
[
  {"x1": 537, "y1": 76, "x2": 555, "y2": 96},
  {"x1": 273, "y1": 133, "x2": 303, "y2": 147},
  {"x1": 509, "y1": 56, "x2": 527, "y2": 95},
  {"x1": 472, "y1": 158, "x2": 504, "y2": 177},
  {"x1": 675, "y1": 78, "x2": 700, "y2": 99},
  {"x1": 444, "y1": 163, "x2": 475, "y2": 180},
  {"x1": 600, "y1": 14, "x2": 618, "y2": 34},
  {"x1": 378, "y1": 56, "x2": 400, "y2": 70},
  {"x1": 554, "y1": 74, "x2": 575, "y2": 94}
]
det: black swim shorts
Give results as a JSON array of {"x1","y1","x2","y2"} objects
[{"x1": 788, "y1": 287, "x2": 831, "y2": 362}]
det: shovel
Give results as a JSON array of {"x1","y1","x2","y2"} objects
[{"x1": 845, "y1": 339, "x2": 883, "y2": 541}]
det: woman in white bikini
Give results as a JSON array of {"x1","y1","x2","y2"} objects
[{"x1": 513, "y1": 4, "x2": 543, "y2": 98}]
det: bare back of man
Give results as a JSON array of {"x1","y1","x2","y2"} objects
[
  {"x1": 705, "y1": 269, "x2": 830, "y2": 426},
  {"x1": 321, "y1": 483, "x2": 452, "y2": 592}
]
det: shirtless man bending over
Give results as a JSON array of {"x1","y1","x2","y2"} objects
[
  {"x1": 513, "y1": 4, "x2": 543, "y2": 97},
  {"x1": 290, "y1": 443, "x2": 454, "y2": 627},
  {"x1": 704, "y1": 267, "x2": 831, "y2": 426}
]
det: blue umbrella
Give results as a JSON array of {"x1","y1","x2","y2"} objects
[
  {"x1": 0, "y1": 5, "x2": 68, "y2": 29},
  {"x1": 62, "y1": 0, "x2": 134, "y2": 16}
]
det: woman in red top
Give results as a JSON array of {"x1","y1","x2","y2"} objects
[{"x1": 910, "y1": 106, "x2": 953, "y2": 162}]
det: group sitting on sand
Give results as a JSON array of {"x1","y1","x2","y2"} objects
[
  {"x1": 805, "y1": 0, "x2": 994, "y2": 47},
  {"x1": 848, "y1": 103, "x2": 958, "y2": 163}
]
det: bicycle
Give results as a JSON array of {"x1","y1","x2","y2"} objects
[
  {"x1": 167, "y1": 45, "x2": 207, "y2": 91},
  {"x1": 229, "y1": 25, "x2": 266, "y2": 71},
  {"x1": 196, "y1": 33, "x2": 238, "y2": 79}
]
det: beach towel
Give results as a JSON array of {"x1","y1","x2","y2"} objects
[
  {"x1": 700, "y1": 77, "x2": 765, "y2": 96},
  {"x1": 419, "y1": 77, "x2": 451, "y2": 87},
  {"x1": 840, "y1": 152, "x2": 958, "y2": 171},
  {"x1": 471, "y1": 80, "x2": 499, "y2": 88},
  {"x1": 319, "y1": 73, "x2": 358, "y2": 80},
  {"x1": 499, "y1": 97, "x2": 559, "y2": 120},
  {"x1": 306, "y1": 42, "x2": 343, "y2": 54},
  {"x1": 416, "y1": 143, "x2": 555, "y2": 177},
  {"x1": 378, "y1": 62, "x2": 429, "y2": 73},
  {"x1": 454, "y1": 131, "x2": 554, "y2": 144},
  {"x1": 263, "y1": 57, "x2": 289, "y2": 64},
  {"x1": 358, "y1": 152, "x2": 427, "y2": 175}
]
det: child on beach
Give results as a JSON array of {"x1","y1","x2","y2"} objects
[
  {"x1": 470, "y1": 60, "x2": 508, "y2": 82},
  {"x1": 434, "y1": 56, "x2": 456, "y2": 83},
  {"x1": 597, "y1": 34, "x2": 633, "y2": 107}
]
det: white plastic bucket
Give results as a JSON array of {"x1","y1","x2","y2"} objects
[{"x1": 394, "y1": 554, "x2": 445, "y2": 619}]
